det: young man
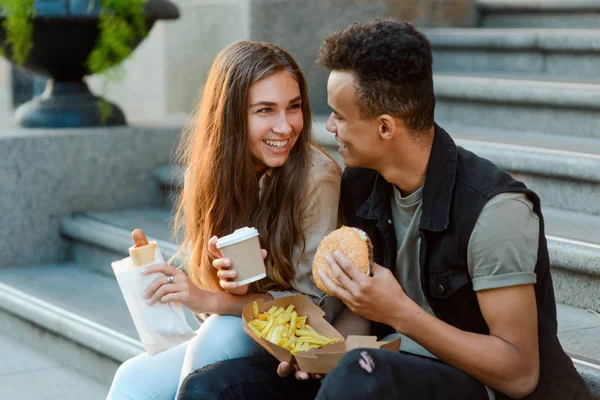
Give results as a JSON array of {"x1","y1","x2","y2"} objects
[{"x1": 177, "y1": 19, "x2": 590, "y2": 400}]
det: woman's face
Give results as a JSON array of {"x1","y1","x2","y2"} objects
[{"x1": 247, "y1": 71, "x2": 304, "y2": 174}]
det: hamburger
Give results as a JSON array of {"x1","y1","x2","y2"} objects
[{"x1": 312, "y1": 226, "x2": 373, "y2": 296}]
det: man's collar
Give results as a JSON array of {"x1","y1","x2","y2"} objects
[
  {"x1": 419, "y1": 123, "x2": 457, "y2": 232},
  {"x1": 356, "y1": 123, "x2": 457, "y2": 232}
]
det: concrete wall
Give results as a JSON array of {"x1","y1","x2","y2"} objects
[
  {"x1": 0, "y1": 58, "x2": 10, "y2": 123},
  {"x1": 83, "y1": 0, "x2": 476, "y2": 122},
  {"x1": 0, "y1": 125, "x2": 180, "y2": 267}
]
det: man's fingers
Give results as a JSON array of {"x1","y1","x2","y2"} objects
[
  {"x1": 370, "y1": 262, "x2": 384, "y2": 275},
  {"x1": 295, "y1": 370, "x2": 309, "y2": 380},
  {"x1": 332, "y1": 251, "x2": 368, "y2": 282},
  {"x1": 277, "y1": 362, "x2": 291, "y2": 377},
  {"x1": 325, "y1": 255, "x2": 357, "y2": 293},
  {"x1": 317, "y1": 269, "x2": 351, "y2": 303}
]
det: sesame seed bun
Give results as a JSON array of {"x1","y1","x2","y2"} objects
[{"x1": 312, "y1": 226, "x2": 373, "y2": 296}]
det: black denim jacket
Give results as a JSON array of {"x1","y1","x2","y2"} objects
[{"x1": 339, "y1": 124, "x2": 590, "y2": 400}]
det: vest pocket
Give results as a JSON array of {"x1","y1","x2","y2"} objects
[{"x1": 428, "y1": 266, "x2": 470, "y2": 299}]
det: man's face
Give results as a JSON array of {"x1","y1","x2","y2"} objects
[{"x1": 325, "y1": 70, "x2": 382, "y2": 168}]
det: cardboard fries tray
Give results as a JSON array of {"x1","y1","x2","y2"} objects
[{"x1": 242, "y1": 294, "x2": 401, "y2": 374}]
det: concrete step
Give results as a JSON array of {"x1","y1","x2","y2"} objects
[
  {"x1": 477, "y1": 0, "x2": 600, "y2": 29},
  {"x1": 557, "y1": 304, "x2": 600, "y2": 397},
  {"x1": 60, "y1": 208, "x2": 180, "y2": 277},
  {"x1": 425, "y1": 28, "x2": 600, "y2": 80},
  {"x1": 0, "y1": 264, "x2": 199, "y2": 386},
  {"x1": 0, "y1": 332, "x2": 108, "y2": 400},
  {"x1": 433, "y1": 73, "x2": 600, "y2": 138},
  {"x1": 443, "y1": 124, "x2": 600, "y2": 216},
  {"x1": 542, "y1": 208, "x2": 600, "y2": 312}
]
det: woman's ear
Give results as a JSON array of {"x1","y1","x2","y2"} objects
[{"x1": 378, "y1": 114, "x2": 396, "y2": 140}]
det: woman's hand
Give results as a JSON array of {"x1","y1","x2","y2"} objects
[
  {"x1": 208, "y1": 235, "x2": 267, "y2": 296},
  {"x1": 142, "y1": 263, "x2": 206, "y2": 314}
]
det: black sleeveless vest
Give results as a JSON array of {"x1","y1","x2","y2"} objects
[{"x1": 340, "y1": 124, "x2": 590, "y2": 399}]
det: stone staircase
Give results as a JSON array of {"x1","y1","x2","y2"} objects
[{"x1": 0, "y1": 1, "x2": 599, "y2": 398}]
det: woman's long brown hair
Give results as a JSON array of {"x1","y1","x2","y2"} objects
[{"x1": 173, "y1": 41, "x2": 315, "y2": 293}]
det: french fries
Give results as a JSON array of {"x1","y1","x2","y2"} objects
[{"x1": 247, "y1": 302, "x2": 339, "y2": 354}]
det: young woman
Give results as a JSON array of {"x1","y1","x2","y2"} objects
[{"x1": 106, "y1": 40, "x2": 345, "y2": 400}]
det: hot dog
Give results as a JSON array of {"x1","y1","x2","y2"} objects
[{"x1": 132, "y1": 229, "x2": 149, "y2": 248}]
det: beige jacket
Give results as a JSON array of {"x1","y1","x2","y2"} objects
[{"x1": 264, "y1": 146, "x2": 343, "y2": 321}]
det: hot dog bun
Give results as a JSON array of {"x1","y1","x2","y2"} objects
[{"x1": 312, "y1": 226, "x2": 372, "y2": 296}]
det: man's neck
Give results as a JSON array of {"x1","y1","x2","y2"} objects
[{"x1": 376, "y1": 129, "x2": 433, "y2": 197}]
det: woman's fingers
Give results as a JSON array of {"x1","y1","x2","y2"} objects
[
  {"x1": 208, "y1": 236, "x2": 223, "y2": 259},
  {"x1": 146, "y1": 277, "x2": 181, "y2": 305},
  {"x1": 212, "y1": 257, "x2": 232, "y2": 270},
  {"x1": 261, "y1": 249, "x2": 267, "y2": 260},
  {"x1": 217, "y1": 268, "x2": 237, "y2": 280},
  {"x1": 142, "y1": 263, "x2": 180, "y2": 277},
  {"x1": 219, "y1": 280, "x2": 240, "y2": 291}
]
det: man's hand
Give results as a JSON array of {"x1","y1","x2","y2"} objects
[
  {"x1": 277, "y1": 361, "x2": 324, "y2": 380},
  {"x1": 317, "y1": 251, "x2": 417, "y2": 327}
]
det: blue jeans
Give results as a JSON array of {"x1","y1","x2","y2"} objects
[{"x1": 106, "y1": 315, "x2": 268, "y2": 400}]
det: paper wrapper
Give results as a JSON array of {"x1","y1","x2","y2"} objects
[
  {"x1": 242, "y1": 294, "x2": 401, "y2": 374},
  {"x1": 219, "y1": 235, "x2": 267, "y2": 286},
  {"x1": 112, "y1": 245, "x2": 195, "y2": 355}
]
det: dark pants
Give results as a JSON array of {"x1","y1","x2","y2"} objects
[{"x1": 178, "y1": 349, "x2": 490, "y2": 400}]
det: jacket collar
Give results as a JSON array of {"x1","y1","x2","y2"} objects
[{"x1": 356, "y1": 123, "x2": 457, "y2": 232}]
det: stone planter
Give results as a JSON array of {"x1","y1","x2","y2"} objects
[{"x1": 0, "y1": 0, "x2": 179, "y2": 128}]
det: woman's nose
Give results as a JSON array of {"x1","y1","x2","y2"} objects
[{"x1": 272, "y1": 113, "x2": 293, "y2": 135}]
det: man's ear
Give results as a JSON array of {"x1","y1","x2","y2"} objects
[{"x1": 378, "y1": 114, "x2": 396, "y2": 140}]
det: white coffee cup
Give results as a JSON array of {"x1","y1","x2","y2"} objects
[{"x1": 216, "y1": 227, "x2": 267, "y2": 286}]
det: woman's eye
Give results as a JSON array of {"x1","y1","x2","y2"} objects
[
  {"x1": 288, "y1": 103, "x2": 301, "y2": 111},
  {"x1": 258, "y1": 108, "x2": 272, "y2": 114}
]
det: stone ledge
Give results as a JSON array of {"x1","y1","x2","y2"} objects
[
  {"x1": 434, "y1": 74, "x2": 600, "y2": 109},
  {"x1": 0, "y1": 280, "x2": 143, "y2": 363},
  {"x1": 477, "y1": 0, "x2": 600, "y2": 11},
  {"x1": 457, "y1": 139, "x2": 600, "y2": 183},
  {"x1": 424, "y1": 28, "x2": 600, "y2": 51},
  {"x1": 60, "y1": 213, "x2": 181, "y2": 264}
]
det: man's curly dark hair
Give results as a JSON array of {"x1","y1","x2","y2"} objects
[{"x1": 316, "y1": 19, "x2": 435, "y2": 134}]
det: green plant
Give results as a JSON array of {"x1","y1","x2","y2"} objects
[
  {"x1": 0, "y1": 0, "x2": 35, "y2": 64},
  {"x1": 0, "y1": 0, "x2": 148, "y2": 121}
]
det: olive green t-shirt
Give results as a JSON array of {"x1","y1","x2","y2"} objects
[{"x1": 386, "y1": 188, "x2": 539, "y2": 399}]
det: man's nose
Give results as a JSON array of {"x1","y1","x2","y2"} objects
[{"x1": 325, "y1": 112, "x2": 337, "y2": 133}]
